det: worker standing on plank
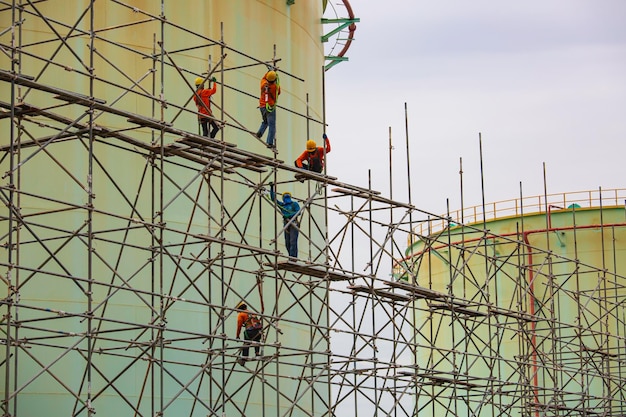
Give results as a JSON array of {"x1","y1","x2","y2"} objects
[
  {"x1": 295, "y1": 133, "x2": 331, "y2": 173},
  {"x1": 193, "y1": 76, "x2": 220, "y2": 138},
  {"x1": 268, "y1": 182, "x2": 301, "y2": 259},
  {"x1": 235, "y1": 301, "x2": 263, "y2": 365},
  {"x1": 256, "y1": 70, "x2": 281, "y2": 149}
]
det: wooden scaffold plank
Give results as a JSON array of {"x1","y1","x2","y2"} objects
[
  {"x1": 270, "y1": 260, "x2": 355, "y2": 281},
  {"x1": 347, "y1": 284, "x2": 412, "y2": 302},
  {"x1": 384, "y1": 279, "x2": 448, "y2": 300}
]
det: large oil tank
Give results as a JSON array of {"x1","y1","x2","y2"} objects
[
  {"x1": 402, "y1": 190, "x2": 626, "y2": 416},
  {"x1": 0, "y1": 1, "x2": 329, "y2": 416}
]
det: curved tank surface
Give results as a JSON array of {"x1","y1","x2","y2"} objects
[
  {"x1": 0, "y1": 1, "x2": 329, "y2": 416},
  {"x1": 401, "y1": 191, "x2": 626, "y2": 415}
]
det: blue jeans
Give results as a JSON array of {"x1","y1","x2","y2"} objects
[
  {"x1": 284, "y1": 220, "x2": 299, "y2": 258},
  {"x1": 257, "y1": 106, "x2": 276, "y2": 146}
]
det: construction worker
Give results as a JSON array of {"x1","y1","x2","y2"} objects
[
  {"x1": 295, "y1": 133, "x2": 331, "y2": 173},
  {"x1": 269, "y1": 182, "x2": 301, "y2": 259},
  {"x1": 235, "y1": 301, "x2": 262, "y2": 365},
  {"x1": 256, "y1": 70, "x2": 280, "y2": 149},
  {"x1": 193, "y1": 76, "x2": 220, "y2": 138}
]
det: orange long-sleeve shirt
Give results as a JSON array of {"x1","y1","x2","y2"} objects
[
  {"x1": 236, "y1": 311, "x2": 249, "y2": 338},
  {"x1": 193, "y1": 83, "x2": 217, "y2": 118},
  {"x1": 259, "y1": 76, "x2": 280, "y2": 107},
  {"x1": 295, "y1": 137, "x2": 331, "y2": 168}
]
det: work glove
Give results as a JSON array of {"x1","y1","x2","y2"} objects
[
  {"x1": 211, "y1": 77, "x2": 217, "y2": 82},
  {"x1": 322, "y1": 133, "x2": 327, "y2": 140},
  {"x1": 264, "y1": 182, "x2": 272, "y2": 194}
]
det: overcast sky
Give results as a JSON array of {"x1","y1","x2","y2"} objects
[{"x1": 324, "y1": 0, "x2": 626, "y2": 216}]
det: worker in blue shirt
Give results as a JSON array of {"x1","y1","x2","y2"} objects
[{"x1": 269, "y1": 183, "x2": 301, "y2": 259}]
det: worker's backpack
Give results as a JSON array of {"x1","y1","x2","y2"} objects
[{"x1": 245, "y1": 313, "x2": 262, "y2": 332}]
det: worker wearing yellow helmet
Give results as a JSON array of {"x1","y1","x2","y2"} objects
[
  {"x1": 295, "y1": 133, "x2": 331, "y2": 173},
  {"x1": 255, "y1": 69, "x2": 281, "y2": 150},
  {"x1": 193, "y1": 75, "x2": 220, "y2": 138}
]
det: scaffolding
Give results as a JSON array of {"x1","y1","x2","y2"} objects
[{"x1": 2, "y1": 2, "x2": 626, "y2": 417}]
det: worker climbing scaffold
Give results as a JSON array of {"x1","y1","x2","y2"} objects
[
  {"x1": 295, "y1": 133, "x2": 331, "y2": 173},
  {"x1": 193, "y1": 76, "x2": 221, "y2": 138},
  {"x1": 267, "y1": 182, "x2": 301, "y2": 259},
  {"x1": 235, "y1": 301, "x2": 263, "y2": 365},
  {"x1": 255, "y1": 70, "x2": 280, "y2": 150}
]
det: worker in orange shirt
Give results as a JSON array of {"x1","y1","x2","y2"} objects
[
  {"x1": 193, "y1": 76, "x2": 220, "y2": 138},
  {"x1": 235, "y1": 301, "x2": 262, "y2": 365},
  {"x1": 295, "y1": 134, "x2": 331, "y2": 173},
  {"x1": 255, "y1": 70, "x2": 281, "y2": 149}
]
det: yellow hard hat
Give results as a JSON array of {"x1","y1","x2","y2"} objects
[
  {"x1": 266, "y1": 71, "x2": 277, "y2": 82},
  {"x1": 306, "y1": 140, "x2": 317, "y2": 152},
  {"x1": 194, "y1": 77, "x2": 204, "y2": 86}
]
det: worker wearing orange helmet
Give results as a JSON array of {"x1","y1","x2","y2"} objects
[
  {"x1": 295, "y1": 134, "x2": 331, "y2": 173},
  {"x1": 193, "y1": 76, "x2": 220, "y2": 138},
  {"x1": 256, "y1": 70, "x2": 281, "y2": 149}
]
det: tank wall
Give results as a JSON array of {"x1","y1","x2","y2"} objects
[
  {"x1": 407, "y1": 207, "x2": 626, "y2": 414},
  {"x1": 0, "y1": 1, "x2": 327, "y2": 416}
]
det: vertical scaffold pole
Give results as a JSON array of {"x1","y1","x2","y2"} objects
[{"x1": 86, "y1": 2, "x2": 96, "y2": 415}]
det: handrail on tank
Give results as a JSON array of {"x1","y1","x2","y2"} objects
[
  {"x1": 322, "y1": 0, "x2": 358, "y2": 70},
  {"x1": 413, "y1": 188, "x2": 626, "y2": 237}
]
